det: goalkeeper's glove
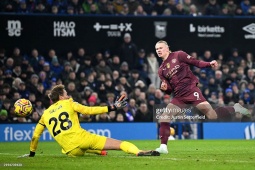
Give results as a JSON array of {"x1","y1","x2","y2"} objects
[
  {"x1": 18, "y1": 151, "x2": 35, "y2": 158},
  {"x1": 108, "y1": 95, "x2": 128, "y2": 111}
]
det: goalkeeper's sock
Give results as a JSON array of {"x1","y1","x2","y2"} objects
[
  {"x1": 159, "y1": 122, "x2": 170, "y2": 145},
  {"x1": 120, "y1": 141, "x2": 140, "y2": 155}
]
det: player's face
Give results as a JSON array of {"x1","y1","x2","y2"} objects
[
  {"x1": 61, "y1": 90, "x2": 70, "y2": 100},
  {"x1": 155, "y1": 43, "x2": 169, "y2": 59}
]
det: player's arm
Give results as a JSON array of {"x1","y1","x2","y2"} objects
[
  {"x1": 19, "y1": 117, "x2": 45, "y2": 158},
  {"x1": 179, "y1": 51, "x2": 217, "y2": 68},
  {"x1": 29, "y1": 120, "x2": 45, "y2": 156},
  {"x1": 71, "y1": 95, "x2": 128, "y2": 115},
  {"x1": 159, "y1": 70, "x2": 172, "y2": 94}
]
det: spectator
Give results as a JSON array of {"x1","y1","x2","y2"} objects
[
  {"x1": 140, "y1": 0, "x2": 154, "y2": 15},
  {"x1": 183, "y1": 0, "x2": 192, "y2": 13},
  {"x1": 241, "y1": 89, "x2": 254, "y2": 104},
  {"x1": 98, "y1": 0, "x2": 108, "y2": 14},
  {"x1": 240, "y1": 0, "x2": 251, "y2": 15},
  {"x1": 134, "y1": 102, "x2": 152, "y2": 122},
  {"x1": 95, "y1": 59, "x2": 112, "y2": 75},
  {"x1": 30, "y1": 111, "x2": 41, "y2": 123},
  {"x1": 229, "y1": 48, "x2": 242, "y2": 66},
  {"x1": 103, "y1": 1, "x2": 117, "y2": 15},
  {"x1": 127, "y1": 0, "x2": 139, "y2": 14},
  {"x1": 119, "y1": 61, "x2": 130, "y2": 78},
  {"x1": 248, "y1": 5, "x2": 255, "y2": 15},
  {"x1": 224, "y1": 0, "x2": 237, "y2": 15},
  {"x1": 147, "y1": 52, "x2": 160, "y2": 88},
  {"x1": 245, "y1": 69, "x2": 255, "y2": 83},
  {"x1": 34, "y1": 2, "x2": 47, "y2": 13},
  {"x1": 154, "y1": 89, "x2": 163, "y2": 104},
  {"x1": 0, "y1": 109, "x2": 8, "y2": 123},
  {"x1": 119, "y1": 33, "x2": 138, "y2": 69},
  {"x1": 162, "y1": 8, "x2": 172, "y2": 15},
  {"x1": 119, "y1": 3, "x2": 130, "y2": 15},
  {"x1": 153, "y1": 0, "x2": 167, "y2": 15},
  {"x1": 51, "y1": 5, "x2": 59, "y2": 14},
  {"x1": 174, "y1": 3, "x2": 186, "y2": 15},
  {"x1": 128, "y1": 98, "x2": 138, "y2": 117},
  {"x1": 26, "y1": 74, "x2": 40, "y2": 94},
  {"x1": 113, "y1": 0, "x2": 124, "y2": 14},
  {"x1": 166, "y1": 0, "x2": 177, "y2": 13},
  {"x1": 189, "y1": 4, "x2": 200, "y2": 16},
  {"x1": 204, "y1": 0, "x2": 221, "y2": 16},
  {"x1": 18, "y1": 81, "x2": 30, "y2": 99},
  {"x1": 134, "y1": 4, "x2": 147, "y2": 16},
  {"x1": 66, "y1": 81, "x2": 82, "y2": 103}
]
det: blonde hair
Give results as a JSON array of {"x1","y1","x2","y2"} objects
[{"x1": 156, "y1": 40, "x2": 169, "y2": 47}]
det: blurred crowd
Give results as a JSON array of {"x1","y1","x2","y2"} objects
[
  {"x1": 0, "y1": 0, "x2": 255, "y2": 16},
  {"x1": 0, "y1": 32, "x2": 255, "y2": 124}
]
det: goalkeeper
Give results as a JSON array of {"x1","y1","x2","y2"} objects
[{"x1": 21, "y1": 84, "x2": 159, "y2": 157}]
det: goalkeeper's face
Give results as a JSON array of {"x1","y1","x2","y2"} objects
[{"x1": 61, "y1": 90, "x2": 70, "y2": 100}]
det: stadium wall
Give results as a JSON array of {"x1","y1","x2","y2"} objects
[
  {"x1": 0, "y1": 14, "x2": 254, "y2": 56},
  {"x1": 203, "y1": 122, "x2": 255, "y2": 140},
  {"x1": 0, "y1": 123, "x2": 157, "y2": 142}
]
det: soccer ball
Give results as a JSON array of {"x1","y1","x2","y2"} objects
[
  {"x1": 14, "y1": 99, "x2": 33, "y2": 117},
  {"x1": 170, "y1": 127, "x2": 175, "y2": 136}
]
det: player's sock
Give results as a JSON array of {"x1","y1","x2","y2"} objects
[
  {"x1": 159, "y1": 122, "x2": 170, "y2": 145},
  {"x1": 214, "y1": 106, "x2": 234, "y2": 121},
  {"x1": 120, "y1": 141, "x2": 140, "y2": 155}
]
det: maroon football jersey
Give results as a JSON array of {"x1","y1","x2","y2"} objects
[{"x1": 158, "y1": 51, "x2": 211, "y2": 97}]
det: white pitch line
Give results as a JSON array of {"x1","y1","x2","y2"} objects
[{"x1": 0, "y1": 153, "x2": 254, "y2": 164}]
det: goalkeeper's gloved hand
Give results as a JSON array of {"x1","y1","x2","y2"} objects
[
  {"x1": 18, "y1": 151, "x2": 35, "y2": 158},
  {"x1": 108, "y1": 95, "x2": 128, "y2": 111}
]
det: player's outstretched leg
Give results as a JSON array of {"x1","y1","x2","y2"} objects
[
  {"x1": 103, "y1": 138, "x2": 160, "y2": 156},
  {"x1": 197, "y1": 101, "x2": 251, "y2": 121}
]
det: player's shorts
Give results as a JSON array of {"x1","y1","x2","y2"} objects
[
  {"x1": 171, "y1": 85, "x2": 206, "y2": 108},
  {"x1": 66, "y1": 130, "x2": 107, "y2": 157}
]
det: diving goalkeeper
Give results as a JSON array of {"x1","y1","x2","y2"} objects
[{"x1": 21, "y1": 84, "x2": 159, "y2": 157}]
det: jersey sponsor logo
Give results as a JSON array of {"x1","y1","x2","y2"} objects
[
  {"x1": 93, "y1": 22, "x2": 132, "y2": 37},
  {"x1": 171, "y1": 59, "x2": 176, "y2": 63},
  {"x1": 6, "y1": 20, "x2": 23, "y2": 37},
  {"x1": 53, "y1": 21, "x2": 76, "y2": 37},
  {"x1": 166, "y1": 65, "x2": 180, "y2": 78},
  {"x1": 154, "y1": 21, "x2": 167, "y2": 39},
  {"x1": 166, "y1": 63, "x2": 170, "y2": 68},
  {"x1": 242, "y1": 23, "x2": 255, "y2": 39}
]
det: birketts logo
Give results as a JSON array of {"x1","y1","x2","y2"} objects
[
  {"x1": 243, "y1": 23, "x2": 255, "y2": 39},
  {"x1": 154, "y1": 21, "x2": 167, "y2": 39},
  {"x1": 6, "y1": 20, "x2": 23, "y2": 37},
  {"x1": 53, "y1": 21, "x2": 76, "y2": 37},
  {"x1": 189, "y1": 23, "x2": 225, "y2": 38},
  {"x1": 244, "y1": 123, "x2": 255, "y2": 140},
  {"x1": 93, "y1": 22, "x2": 132, "y2": 37}
]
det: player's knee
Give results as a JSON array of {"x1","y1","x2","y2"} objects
[{"x1": 207, "y1": 110, "x2": 217, "y2": 120}]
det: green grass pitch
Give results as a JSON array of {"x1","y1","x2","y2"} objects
[{"x1": 0, "y1": 140, "x2": 255, "y2": 170}]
